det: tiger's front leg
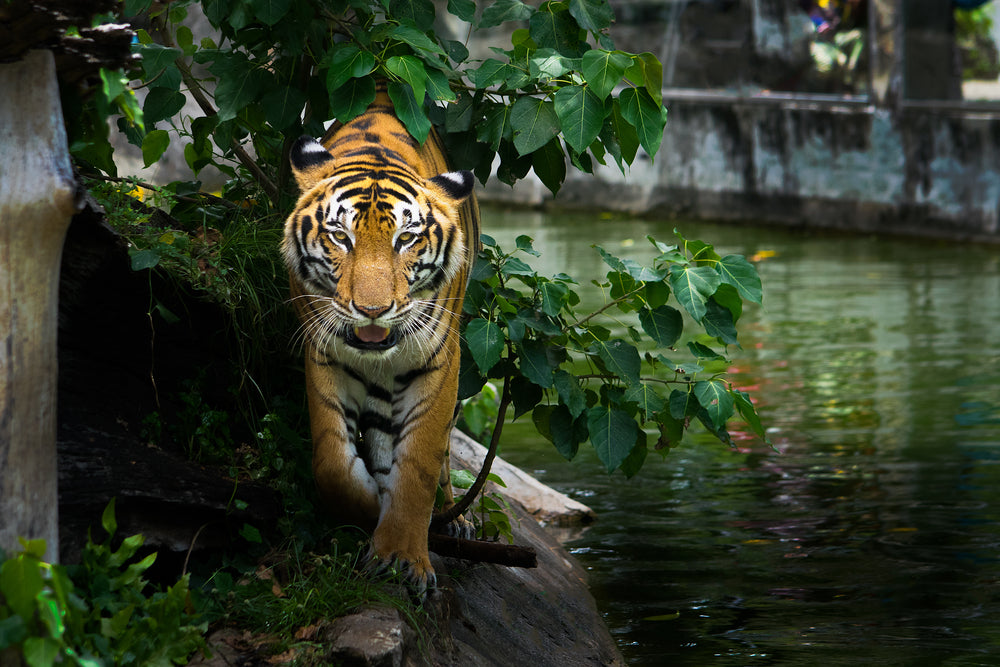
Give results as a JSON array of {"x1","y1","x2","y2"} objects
[
  {"x1": 367, "y1": 374, "x2": 461, "y2": 595},
  {"x1": 306, "y1": 361, "x2": 382, "y2": 530}
]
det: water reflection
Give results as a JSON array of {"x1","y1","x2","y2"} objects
[{"x1": 482, "y1": 207, "x2": 1000, "y2": 665}]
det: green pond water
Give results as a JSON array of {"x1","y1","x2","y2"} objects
[{"x1": 479, "y1": 206, "x2": 1000, "y2": 665}]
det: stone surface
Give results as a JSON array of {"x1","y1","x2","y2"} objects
[{"x1": 448, "y1": 430, "x2": 596, "y2": 529}]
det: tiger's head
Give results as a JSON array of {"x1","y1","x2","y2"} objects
[{"x1": 282, "y1": 136, "x2": 475, "y2": 359}]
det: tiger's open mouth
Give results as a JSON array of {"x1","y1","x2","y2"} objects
[{"x1": 345, "y1": 324, "x2": 399, "y2": 351}]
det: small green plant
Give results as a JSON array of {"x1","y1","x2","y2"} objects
[
  {"x1": 0, "y1": 501, "x2": 207, "y2": 666},
  {"x1": 449, "y1": 470, "x2": 515, "y2": 543}
]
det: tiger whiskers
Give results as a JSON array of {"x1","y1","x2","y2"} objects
[{"x1": 287, "y1": 293, "x2": 350, "y2": 352}]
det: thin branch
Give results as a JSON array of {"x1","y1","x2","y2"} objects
[
  {"x1": 175, "y1": 58, "x2": 280, "y2": 206},
  {"x1": 432, "y1": 375, "x2": 512, "y2": 527},
  {"x1": 567, "y1": 284, "x2": 646, "y2": 332},
  {"x1": 427, "y1": 533, "x2": 537, "y2": 568}
]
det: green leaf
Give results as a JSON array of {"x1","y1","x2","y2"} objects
[
  {"x1": 472, "y1": 58, "x2": 511, "y2": 90},
  {"x1": 248, "y1": 0, "x2": 290, "y2": 25},
  {"x1": 501, "y1": 256, "x2": 534, "y2": 276},
  {"x1": 717, "y1": 254, "x2": 763, "y2": 304},
  {"x1": 0, "y1": 615, "x2": 28, "y2": 648},
  {"x1": 529, "y1": 49, "x2": 572, "y2": 80},
  {"x1": 466, "y1": 318, "x2": 504, "y2": 375},
  {"x1": 669, "y1": 388, "x2": 699, "y2": 420},
  {"x1": 138, "y1": 43, "x2": 182, "y2": 78},
  {"x1": 261, "y1": 85, "x2": 307, "y2": 130},
  {"x1": 644, "y1": 280, "x2": 670, "y2": 309},
  {"x1": 592, "y1": 339, "x2": 640, "y2": 384},
  {"x1": 624, "y1": 52, "x2": 664, "y2": 104},
  {"x1": 733, "y1": 388, "x2": 767, "y2": 441},
  {"x1": 477, "y1": 101, "x2": 512, "y2": 150},
  {"x1": 553, "y1": 369, "x2": 587, "y2": 418},
  {"x1": 618, "y1": 428, "x2": 648, "y2": 478},
  {"x1": 532, "y1": 136, "x2": 566, "y2": 195},
  {"x1": 702, "y1": 297, "x2": 739, "y2": 346},
  {"x1": 390, "y1": 23, "x2": 446, "y2": 56},
  {"x1": 530, "y1": 2, "x2": 583, "y2": 56},
  {"x1": 141, "y1": 129, "x2": 170, "y2": 168},
  {"x1": 101, "y1": 498, "x2": 118, "y2": 536},
  {"x1": 694, "y1": 380, "x2": 734, "y2": 429},
  {"x1": 712, "y1": 282, "x2": 743, "y2": 323},
  {"x1": 212, "y1": 57, "x2": 271, "y2": 121},
  {"x1": 587, "y1": 404, "x2": 638, "y2": 472},
  {"x1": 581, "y1": 49, "x2": 632, "y2": 99},
  {"x1": 386, "y1": 55, "x2": 428, "y2": 105},
  {"x1": 326, "y1": 45, "x2": 376, "y2": 91},
  {"x1": 478, "y1": 0, "x2": 534, "y2": 30},
  {"x1": 448, "y1": 0, "x2": 477, "y2": 23},
  {"x1": 606, "y1": 98, "x2": 639, "y2": 165},
  {"x1": 458, "y1": 342, "x2": 487, "y2": 399},
  {"x1": 534, "y1": 404, "x2": 581, "y2": 460},
  {"x1": 656, "y1": 411, "x2": 685, "y2": 450},
  {"x1": 389, "y1": 0, "x2": 437, "y2": 31},
  {"x1": 624, "y1": 383, "x2": 665, "y2": 421},
  {"x1": 687, "y1": 340, "x2": 725, "y2": 362},
  {"x1": 329, "y1": 77, "x2": 377, "y2": 123},
  {"x1": 511, "y1": 374, "x2": 544, "y2": 418},
  {"x1": 593, "y1": 244, "x2": 626, "y2": 272},
  {"x1": 539, "y1": 279, "x2": 569, "y2": 317},
  {"x1": 425, "y1": 68, "x2": 457, "y2": 101},
  {"x1": 143, "y1": 88, "x2": 185, "y2": 125},
  {"x1": 668, "y1": 264, "x2": 721, "y2": 321},
  {"x1": 387, "y1": 80, "x2": 431, "y2": 143},
  {"x1": 619, "y1": 86, "x2": 668, "y2": 158},
  {"x1": 240, "y1": 523, "x2": 262, "y2": 543},
  {"x1": 511, "y1": 96, "x2": 560, "y2": 156},
  {"x1": 0, "y1": 556, "x2": 44, "y2": 620},
  {"x1": 519, "y1": 339, "x2": 555, "y2": 388},
  {"x1": 23, "y1": 637, "x2": 60, "y2": 667},
  {"x1": 553, "y1": 85, "x2": 606, "y2": 154},
  {"x1": 451, "y1": 468, "x2": 477, "y2": 489},
  {"x1": 568, "y1": 0, "x2": 614, "y2": 32},
  {"x1": 638, "y1": 305, "x2": 683, "y2": 347}
]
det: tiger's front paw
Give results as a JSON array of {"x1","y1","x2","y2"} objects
[{"x1": 366, "y1": 545, "x2": 436, "y2": 599}]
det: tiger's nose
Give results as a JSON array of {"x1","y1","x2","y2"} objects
[{"x1": 354, "y1": 301, "x2": 393, "y2": 318}]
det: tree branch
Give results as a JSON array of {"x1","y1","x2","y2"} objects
[
  {"x1": 428, "y1": 533, "x2": 537, "y2": 568},
  {"x1": 175, "y1": 58, "x2": 280, "y2": 206},
  {"x1": 432, "y1": 375, "x2": 512, "y2": 528}
]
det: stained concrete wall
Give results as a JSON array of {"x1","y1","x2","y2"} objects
[{"x1": 482, "y1": 95, "x2": 1000, "y2": 242}]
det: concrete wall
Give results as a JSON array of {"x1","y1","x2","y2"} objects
[{"x1": 484, "y1": 98, "x2": 1000, "y2": 241}]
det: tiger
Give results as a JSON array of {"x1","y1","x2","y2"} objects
[{"x1": 281, "y1": 83, "x2": 480, "y2": 595}]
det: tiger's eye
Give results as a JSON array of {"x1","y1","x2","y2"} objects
[
  {"x1": 332, "y1": 230, "x2": 349, "y2": 242},
  {"x1": 398, "y1": 231, "x2": 415, "y2": 243}
]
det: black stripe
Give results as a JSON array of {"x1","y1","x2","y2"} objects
[{"x1": 359, "y1": 410, "x2": 399, "y2": 437}]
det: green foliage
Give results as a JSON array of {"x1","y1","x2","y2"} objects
[
  {"x1": 450, "y1": 470, "x2": 514, "y2": 543},
  {"x1": 461, "y1": 230, "x2": 768, "y2": 475},
  {"x1": 71, "y1": 0, "x2": 668, "y2": 208},
  {"x1": 0, "y1": 501, "x2": 207, "y2": 666}
]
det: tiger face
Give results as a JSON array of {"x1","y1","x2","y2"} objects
[{"x1": 283, "y1": 136, "x2": 474, "y2": 363}]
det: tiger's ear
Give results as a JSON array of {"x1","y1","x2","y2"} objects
[
  {"x1": 289, "y1": 136, "x2": 335, "y2": 191},
  {"x1": 426, "y1": 170, "x2": 475, "y2": 204}
]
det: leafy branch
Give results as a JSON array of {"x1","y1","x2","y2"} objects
[
  {"x1": 68, "y1": 0, "x2": 669, "y2": 212},
  {"x1": 458, "y1": 231, "x2": 768, "y2": 478}
]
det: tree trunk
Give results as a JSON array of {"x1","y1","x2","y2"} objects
[{"x1": 0, "y1": 49, "x2": 78, "y2": 563}]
